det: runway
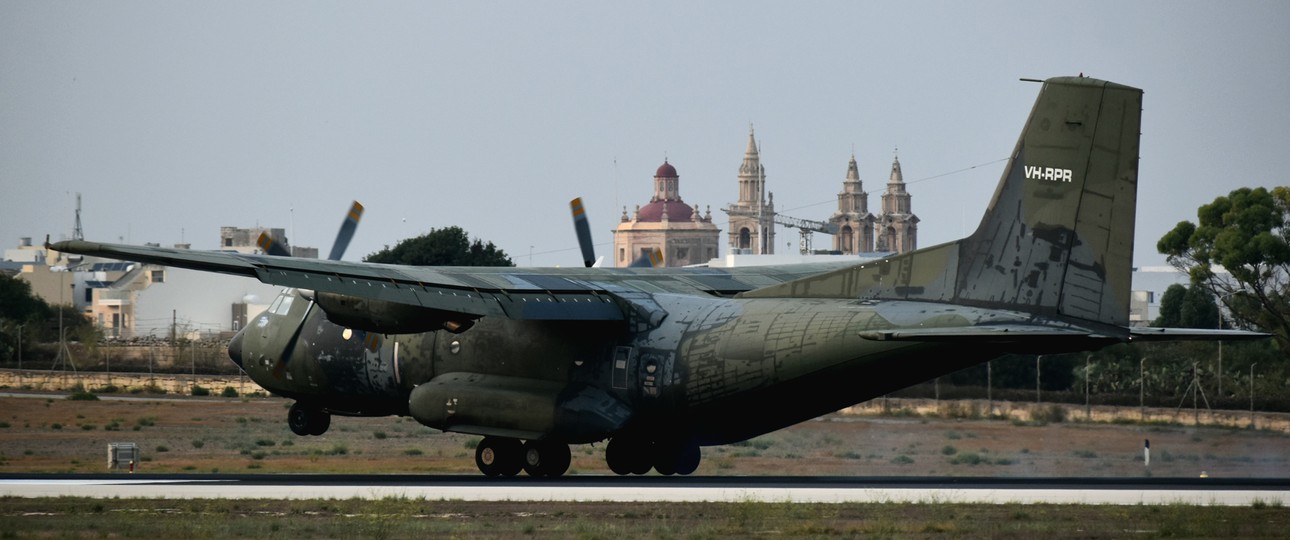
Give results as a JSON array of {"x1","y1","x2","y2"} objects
[{"x1": 3, "y1": 474, "x2": 1288, "y2": 505}]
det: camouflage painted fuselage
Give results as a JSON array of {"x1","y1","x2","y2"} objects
[{"x1": 241, "y1": 287, "x2": 1102, "y2": 446}]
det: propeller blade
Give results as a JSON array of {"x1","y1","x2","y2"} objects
[
  {"x1": 256, "y1": 232, "x2": 292, "y2": 257},
  {"x1": 272, "y1": 298, "x2": 314, "y2": 380},
  {"x1": 273, "y1": 200, "x2": 364, "y2": 378},
  {"x1": 327, "y1": 200, "x2": 364, "y2": 261},
  {"x1": 570, "y1": 197, "x2": 596, "y2": 268}
]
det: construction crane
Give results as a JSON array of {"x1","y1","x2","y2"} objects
[{"x1": 774, "y1": 214, "x2": 838, "y2": 254}]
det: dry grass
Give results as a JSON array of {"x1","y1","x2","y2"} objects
[{"x1": 2, "y1": 393, "x2": 1289, "y2": 477}]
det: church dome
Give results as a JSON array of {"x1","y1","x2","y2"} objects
[
  {"x1": 655, "y1": 161, "x2": 678, "y2": 178},
  {"x1": 637, "y1": 200, "x2": 694, "y2": 222}
]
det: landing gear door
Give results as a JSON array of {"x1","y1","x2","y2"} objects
[{"x1": 612, "y1": 346, "x2": 633, "y2": 390}]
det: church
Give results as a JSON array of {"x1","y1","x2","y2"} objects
[
  {"x1": 612, "y1": 130, "x2": 918, "y2": 267},
  {"x1": 611, "y1": 161, "x2": 721, "y2": 268}
]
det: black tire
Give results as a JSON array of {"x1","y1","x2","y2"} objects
[
  {"x1": 605, "y1": 436, "x2": 638, "y2": 476},
  {"x1": 675, "y1": 444, "x2": 701, "y2": 476},
  {"x1": 307, "y1": 411, "x2": 331, "y2": 436},
  {"x1": 288, "y1": 402, "x2": 328, "y2": 436},
  {"x1": 652, "y1": 441, "x2": 680, "y2": 476},
  {"x1": 522, "y1": 440, "x2": 545, "y2": 477},
  {"x1": 522, "y1": 440, "x2": 572, "y2": 477},
  {"x1": 476, "y1": 437, "x2": 523, "y2": 477},
  {"x1": 544, "y1": 442, "x2": 571, "y2": 477}
]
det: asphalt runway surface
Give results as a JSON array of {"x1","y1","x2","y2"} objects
[{"x1": 3, "y1": 474, "x2": 1288, "y2": 505}]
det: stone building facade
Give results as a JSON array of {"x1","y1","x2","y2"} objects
[{"x1": 612, "y1": 161, "x2": 721, "y2": 267}]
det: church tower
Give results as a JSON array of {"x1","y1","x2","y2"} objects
[
  {"x1": 875, "y1": 153, "x2": 918, "y2": 253},
  {"x1": 724, "y1": 128, "x2": 776, "y2": 254},
  {"x1": 829, "y1": 154, "x2": 876, "y2": 254}
]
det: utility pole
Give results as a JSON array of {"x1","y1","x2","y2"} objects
[
  {"x1": 1139, "y1": 356, "x2": 1146, "y2": 421},
  {"x1": 1250, "y1": 363, "x2": 1258, "y2": 429},
  {"x1": 1035, "y1": 355, "x2": 1042, "y2": 404},
  {"x1": 1085, "y1": 355, "x2": 1092, "y2": 420},
  {"x1": 986, "y1": 361, "x2": 993, "y2": 416}
]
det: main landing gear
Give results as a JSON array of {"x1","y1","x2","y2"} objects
[
  {"x1": 287, "y1": 402, "x2": 331, "y2": 436},
  {"x1": 475, "y1": 436, "x2": 572, "y2": 477},
  {"x1": 605, "y1": 435, "x2": 701, "y2": 476}
]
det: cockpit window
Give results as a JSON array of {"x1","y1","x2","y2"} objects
[
  {"x1": 273, "y1": 294, "x2": 295, "y2": 315},
  {"x1": 267, "y1": 294, "x2": 284, "y2": 315}
]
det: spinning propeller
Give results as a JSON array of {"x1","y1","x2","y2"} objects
[
  {"x1": 269, "y1": 201, "x2": 373, "y2": 379},
  {"x1": 568, "y1": 197, "x2": 661, "y2": 268}
]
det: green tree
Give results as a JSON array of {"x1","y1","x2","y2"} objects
[
  {"x1": 0, "y1": 273, "x2": 51, "y2": 323},
  {"x1": 364, "y1": 226, "x2": 513, "y2": 267},
  {"x1": 1153, "y1": 283, "x2": 1219, "y2": 329},
  {"x1": 1158, "y1": 186, "x2": 1290, "y2": 351}
]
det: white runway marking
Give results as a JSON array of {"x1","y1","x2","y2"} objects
[{"x1": 1, "y1": 479, "x2": 1286, "y2": 506}]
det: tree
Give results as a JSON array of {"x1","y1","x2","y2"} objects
[
  {"x1": 1158, "y1": 186, "x2": 1290, "y2": 351},
  {"x1": 1153, "y1": 283, "x2": 1219, "y2": 329},
  {"x1": 0, "y1": 273, "x2": 51, "y2": 323},
  {"x1": 364, "y1": 226, "x2": 513, "y2": 267}
]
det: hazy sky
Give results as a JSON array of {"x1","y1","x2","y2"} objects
[{"x1": 3, "y1": 1, "x2": 1288, "y2": 267}]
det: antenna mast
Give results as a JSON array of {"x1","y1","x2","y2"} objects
[{"x1": 73, "y1": 192, "x2": 84, "y2": 241}]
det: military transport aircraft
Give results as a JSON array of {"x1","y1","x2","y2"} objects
[{"x1": 51, "y1": 76, "x2": 1266, "y2": 478}]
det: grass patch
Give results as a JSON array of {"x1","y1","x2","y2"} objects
[{"x1": 3, "y1": 498, "x2": 1281, "y2": 539}]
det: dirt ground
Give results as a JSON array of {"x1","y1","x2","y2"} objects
[{"x1": 2, "y1": 392, "x2": 1287, "y2": 478}]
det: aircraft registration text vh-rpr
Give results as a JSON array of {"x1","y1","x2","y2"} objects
[{"x1": 52, "y1": 76, "x2": 1265, "y2": 477}]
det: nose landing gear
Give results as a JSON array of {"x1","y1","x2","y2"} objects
[{"x1": 287, "y1": 402, "x2": 331, "y2": 436}]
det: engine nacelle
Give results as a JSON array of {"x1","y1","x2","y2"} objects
[
  {"x1": 408, "y1": 372, "x2": 632, "y2": 444},
  {"x1": 315, "y1": 292, "x2": 477, "y2": 334}
]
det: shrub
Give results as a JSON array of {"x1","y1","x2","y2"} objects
[
  {"x1": 191, "y1": 385, "x2": 210, "y2": 396},
  {"x1": 221, "y1": 387, "x2": 239, "y2": 398},
  {"x1": 942, "y1": 445, "x2": 958, "y2": 456},
  {"x1": 66, "y1": 391, "x2": 99, "y2": 401}
]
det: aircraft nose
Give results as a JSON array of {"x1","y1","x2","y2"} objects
[{"x1": 228, "y1": 328, "x2": 246, "y2": 368}]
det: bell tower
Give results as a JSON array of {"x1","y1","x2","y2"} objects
[
  {"x1": 875, "y1": 152, "x2": 918, "y2": 253},
  {"x1": 724, "y1": 127, "x2": 776, "y2": 254}
]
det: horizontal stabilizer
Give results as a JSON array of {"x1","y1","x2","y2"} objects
[
  {"x1": 1128, "y1": 327, "x2": 1270, "y2": 342},
  {"x1": 860, "y1": 325, "x2": 1109, "y2": 342}
]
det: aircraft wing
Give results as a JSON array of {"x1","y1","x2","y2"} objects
[{"x1": 48, "y1": 239, "x2": 851, "y2": 322}]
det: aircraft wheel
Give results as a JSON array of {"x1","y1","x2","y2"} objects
[
  {"x1": 606, "y1": 435, "x2": 647, "y2": 476},
  {"x1": 307, "y1": 411, "x2": 331, "y2": 436},
  {"x1": 523, "y1": 440, "x2": 571, "y2": 477},
  {"x1": 675, "y1": 444, "x2": 701, "y2": 476},
  {"x1": 476, "y1": 437, "x2": 522, "y2": 477},
  {"x1": 652, "y1": 441, "x2": 681, "y2": 476},
  {"x1": 288, "y1": 402, "x2": 329, "y2": 436}
]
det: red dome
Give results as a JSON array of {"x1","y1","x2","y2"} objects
[
  {"x1": 655, "y1": 161, "x2": 678, "y2": 178},
  {"x1": 637, "y1": 200, "x2": 694, "y2": 222}
]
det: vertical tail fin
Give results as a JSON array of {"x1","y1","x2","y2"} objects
[{"x1": 741, "y1": 76, "x2": 1143, "y2": 327}]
